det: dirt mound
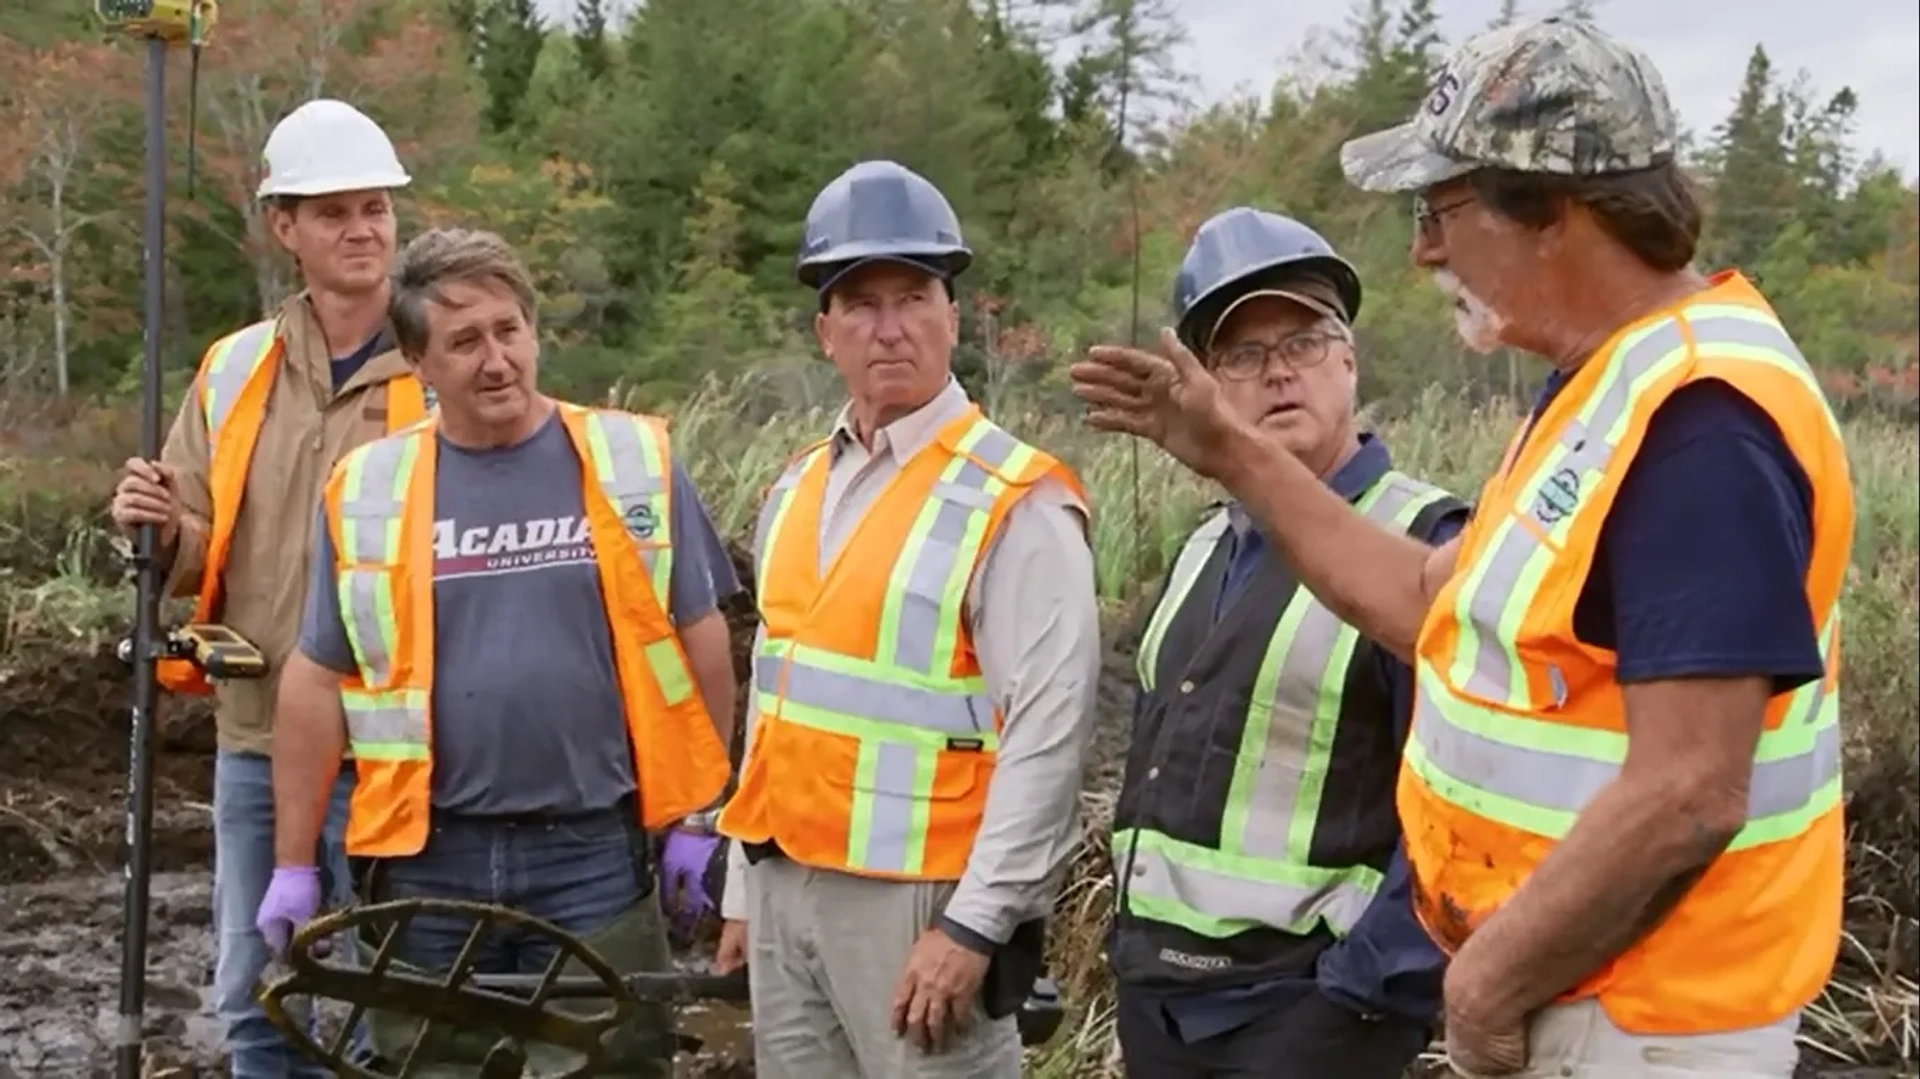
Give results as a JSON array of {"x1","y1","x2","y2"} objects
[{"x1": 0, "y1": 642, "x2": 215, "y2": 883}]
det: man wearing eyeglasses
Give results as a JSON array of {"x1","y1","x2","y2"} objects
[{"x1": 1103, "y1": 207, "x2": 1468, "y2": 1077}]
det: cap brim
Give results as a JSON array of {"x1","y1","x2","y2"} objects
[
  {"x1": 1207, "y1": 288, "x2": 1344, "y2": 353},
  {"x1": 1339, "y1": 123, "x2": 1477, "y2": 194}
]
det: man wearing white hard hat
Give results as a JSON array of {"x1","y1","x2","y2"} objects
[{"x1": 106, "y1": 97, "x2": 429, "y2": 1078}]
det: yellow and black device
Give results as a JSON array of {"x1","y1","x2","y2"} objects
[
  {"x1": 94, "y1": 0, "x2": 217, "y2": 42},
  {"x1": 114, "y1": 622, "x2": 270, "y2": 682},
  {"x1": 173, "y1": 623, "x2": 269, "y2": 680}
]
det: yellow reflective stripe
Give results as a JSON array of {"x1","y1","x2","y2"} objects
[
  {"x1": 335, "y1": 435, "x2": 420, "y2": 691},
  {"x1": 1114, "y1": 828, "x2": 1382, "y2": 939},
  {"x1": 874, "y1": 417, "x2": 1026, "y2": 676},
  {"x1": 847, "y1": 738, "x2": 939, "y2": 875},
  {"x1": 1232, "y1": 474, "x2": 1450, "y2": 868},
  {"x1": 1123, "y1": 472, "x2": 1452, "y2": 939},
  {"x1": 1409, "y1": 621, "x2": 1843, "y2": 848},
  {"x1": 754, "y1": 647, "x2": 990, "y2": 735},
  {"x1": 199, "y1": 321, "x2": 276, "y2": 438},
  {"x1": 1449, "y1": 307, "x2": 1827, "y2": 708},
  {"x1": 1135, "y1": 510, "x2": 1231, "y2": 690},
  {"x1": 579, "y1": 407, "x2": 674, "y2": 609},
  {"x1": 644, "y1": 637, "x2": 695, "y2": 706},
  {"x1": 753, "y1": 447, "x2": 825, "y2": 588},
  {"x1": 338, "y1": 688, "x2": 429, "y2": 760}
]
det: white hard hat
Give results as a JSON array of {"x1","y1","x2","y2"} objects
[{"x1": 256, "y1": 99, "x2": 412, "y2": 200}]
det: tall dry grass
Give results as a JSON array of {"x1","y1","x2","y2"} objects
[{"x1": 0, "y1": 382, "x2": 1913, "y2": 1073}]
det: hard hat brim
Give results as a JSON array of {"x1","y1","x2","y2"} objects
[
  {"x1": 1178, "y1": 257, "x2": 1363, "y2": 352},
  {"x1": 256, "y1": 171, "x2": 413, "y2": 200},
  {"x1": 798, "y1": 242, "x2": 971, "y2": 288}
]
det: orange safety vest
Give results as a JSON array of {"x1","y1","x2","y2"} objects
[
  {"x1": 1400, "y1": 271, "x2": 1853, "y2": 1034},
  {"x1": 157, "y1": 318, "x2": 430, "y2": 696},
  {"x1": 322, "y1": 402, "x2": 731, "y2": 857},
  {"x1": 717, "y1": 405, "x2": 1086, "y2": 881}
]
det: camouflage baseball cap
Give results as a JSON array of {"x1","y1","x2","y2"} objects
[{"x1": 1340, "y1": 16, "x2": 1678, "y2": 193}]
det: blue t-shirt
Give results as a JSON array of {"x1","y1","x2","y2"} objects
[
  {"x1": 331, "y1": 332, "x2": 387, "y2": 391},
  {"x1": 298, "y1": 411, "x2": 741, "y2": 816},
  {"x1": 1149, "y1": 377, "x2": 1826, "y2": 1043}
]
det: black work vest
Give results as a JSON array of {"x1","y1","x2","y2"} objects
[{"x1": 1108, "y1": 469, "x2": 1463, "y2": 994}]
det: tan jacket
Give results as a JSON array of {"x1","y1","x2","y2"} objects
[{"x1": 160, "y1": 294, "x2": 416, "y2": 755}]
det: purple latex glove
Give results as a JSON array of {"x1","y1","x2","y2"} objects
[
  {"x1": 256, "y1": 865, "x2": 323, "y2": 957},
  {"x1": 660, "y1": 828, "x2": 720, "y2": 933}
]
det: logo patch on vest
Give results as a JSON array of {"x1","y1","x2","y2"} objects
[
  {"x1": 1157, "y1": 947, "x2": 1232, "y2": 972},
  {"x1": 1530, "y1": 466, "x2": 1583, "y2": 526},
  {"x1": 622, "y1": 501, "x2": 658, "y2": 540}
]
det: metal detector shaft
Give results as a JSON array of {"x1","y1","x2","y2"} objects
[
  {"x1": 114, "y1": 33, "x2": 169, "y2": 1079},
  {"x1": 462, "y1": 969, "x2": 751, "y2": 1003}
]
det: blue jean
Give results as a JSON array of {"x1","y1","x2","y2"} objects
[
  {"x1": 366, "y1": 809, "x2": 673, "y2": 1076},
  {"x1": 211, "y1": 749, "x2": 358, "y2": 1079}
]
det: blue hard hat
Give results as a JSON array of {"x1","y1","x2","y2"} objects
[
  {"x1": 796, "y1": 160, "x2": 972, "y2": 292},
  {"x1": 1173, "y1": 208, "x2": 1362, "y2": 353}
]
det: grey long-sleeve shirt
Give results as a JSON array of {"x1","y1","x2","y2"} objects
[{"x1": 720, "y1": 378, "x2": 1102, "y2": 948}]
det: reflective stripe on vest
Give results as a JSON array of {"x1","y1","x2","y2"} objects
[
  {"x1": 750, "y1": 416, "x2": 1035, "y2": 876},
  {"x1": 331, "y1": 409, "x2": 687, "y2": 760},
  {"x1": 1116, "y1": 471, "x2": 1452, "y2": 939},
  {"x1": 1408, "y1": 305, "x2": 1846, "y2": 847},
  {"x1": 199, "y1": 321, "x2": 278, "y2": 440}
]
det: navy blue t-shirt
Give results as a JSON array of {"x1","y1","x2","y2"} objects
[
  {"x1": 1526, "y1": 374, "x2": 1824, "y2": 692},
  {"x1": 331, "y1": 332, "x2": 386, "y2": 391}
]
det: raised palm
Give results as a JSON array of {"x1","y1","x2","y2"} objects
[{"x1": 1068, "y1": 327, "x2": 1243, "y2": 479}]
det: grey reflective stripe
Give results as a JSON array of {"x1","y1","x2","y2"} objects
[
  {"x1": 754, "y1": 449, "x2": 824, "y2": 588},
  {"x1": 581, "y1": 408, "x2": 671, "y2": 602},
  {"x1": 1118, "y1": 828, "x2": 1376, "y2": 940},
  {"x1": 752, "y1": 652, "x2": 990, "y2": 735},
  {"x1": 200, "y1": 321, "x2": 277, "y2": 438},
  {"x1": 335, "y1": 436, "x2": 417, "y2": 689},
  {"x1": 1411, "y1": 674, "x2": 1842, "y2": 826},
  {"x1": 1449, "y1": 310, "x2": 1824, "y2": 706},
  {"x1": 351, "y1": 702, "x2": 428, "y2": 747},
  {"x1": 1124, "y1": 471, "x2": 1453, "y2": 939},
  {"x1": 1231, "y1": 472, "x2": 1445, "y2": 868},
  {"x1": 1135, "y1": 510, "x2": 1230, "y2": 691}
]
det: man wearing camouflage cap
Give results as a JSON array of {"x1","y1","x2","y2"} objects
[{"x1": 1070, "y1": 15, "x2": 1853, "y2": 1079}]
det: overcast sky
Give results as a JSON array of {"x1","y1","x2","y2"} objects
[
  {"x1": 553, "y1": 0, "x2": 1918, "y2": 180},
  {"x1": 1155, "y1": 0, "x2": 1919, "y2": 179}
]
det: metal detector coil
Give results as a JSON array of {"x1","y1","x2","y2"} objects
[{"x1": 258, "y1": 898, "x2": 749, "y2": 1079}]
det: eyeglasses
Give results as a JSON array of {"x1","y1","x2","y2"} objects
[
  {"x1": 1209, "y1": 329, "x2": 1348, "y2": 381},
  {"x1": 1413, "y1": 193, "x2": 1474, "y2": 242}
]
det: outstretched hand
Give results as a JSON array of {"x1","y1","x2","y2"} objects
[{"x1": 1068, "y1": 327, "x2": 1246, "y2": 479}]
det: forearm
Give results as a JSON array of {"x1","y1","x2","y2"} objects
[
  {"x1": 1453, "y1": 773, "x2": 1736, "y2": 1017},
  {"x1": 161, "y1": 513, "x2": 207, "y2": 599},
  {"x1": 680, "y1": 610, "x2": 736, "y2": 748},
  {"x1": 1214, "y1": 424, "x2": 1439, "y2": 662},
  {"x1": 270, "y1": 652, "x2": 349, "y2": 867}
]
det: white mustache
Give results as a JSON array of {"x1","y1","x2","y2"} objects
[{"x1": 1432, "y1": 269, "x2": 1508, "y2": 354}]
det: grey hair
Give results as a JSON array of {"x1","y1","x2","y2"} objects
[{"x1": 389, "y1": 227, "x2": 538, "y2": 358}]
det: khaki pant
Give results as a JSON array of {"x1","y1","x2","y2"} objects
[
  {"x1": 358, "y1": 893, "x2": 677, "y2": 1078},
  {"x1": 1451, "y1": 1000, "x2": 1802, "y2": 1078},
  {"x1": 744, "y1": 856, "x2": 1022, "y2": 1079}
]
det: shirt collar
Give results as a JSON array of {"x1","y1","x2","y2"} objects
[
  {"x1": 1227, "y1": 432, "x2": 1393, "y2": 538},
  {"x1": 829, "y1": 376, "x2": 972, "y2": 465}
]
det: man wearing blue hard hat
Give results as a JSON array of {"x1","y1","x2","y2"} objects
[
  {"x1": 1103, "y1": 207, "x2": 1468, "y2": 1077},
  {"x1": 712, "y1": 160, "x2": 1102, "y2": 1078}
]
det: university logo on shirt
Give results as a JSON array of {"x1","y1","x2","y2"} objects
[{"x1": 433, "y1": 515, "x2": 595, "y2": 580}]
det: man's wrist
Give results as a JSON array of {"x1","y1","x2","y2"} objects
[
  {"x1": 1212, "y1": 421, "x2": 1294, "y2": 493},
  {"x1": 937, "y1": 914, "x2": 998, "y2": 957}
]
